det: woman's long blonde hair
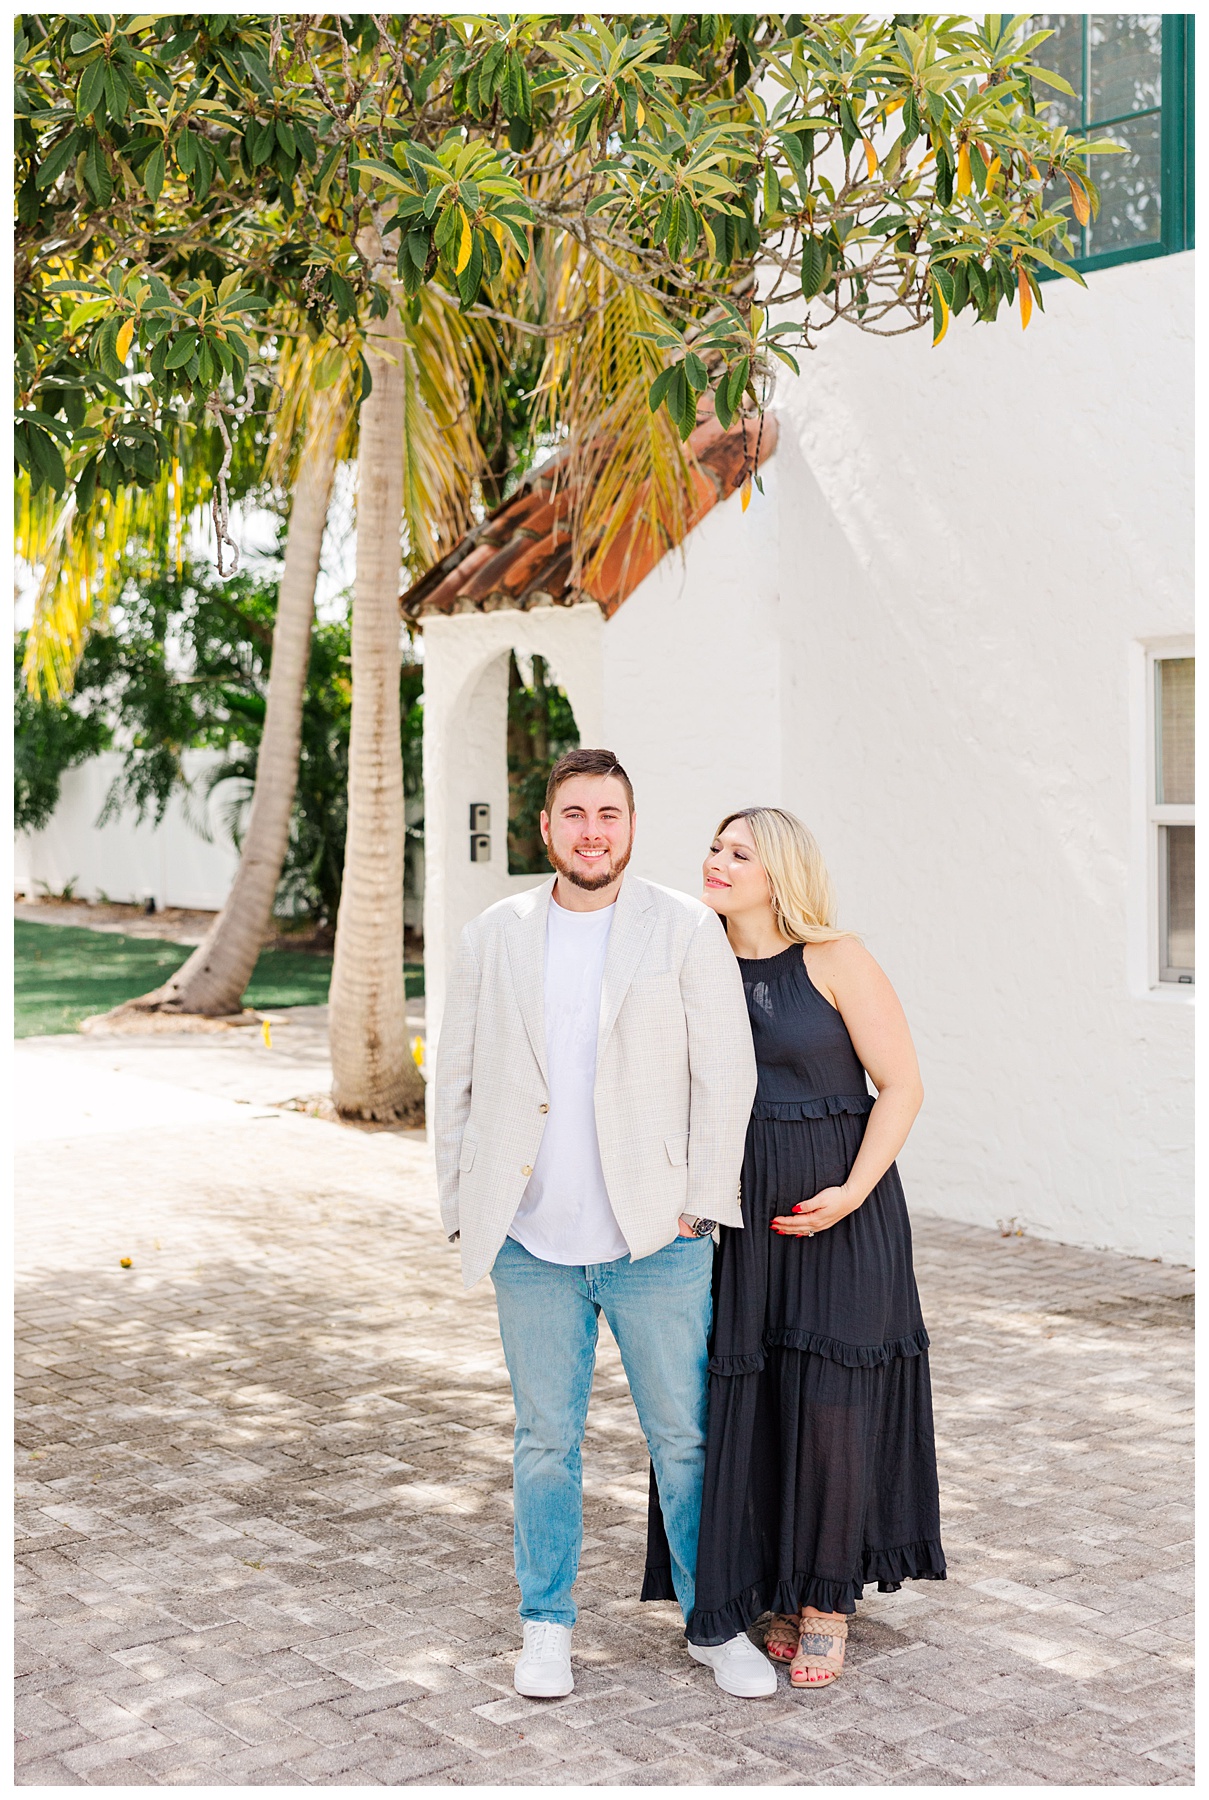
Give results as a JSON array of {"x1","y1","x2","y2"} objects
[{"x1": 715, "y1": 807, "x2": 857, "y2": 945}]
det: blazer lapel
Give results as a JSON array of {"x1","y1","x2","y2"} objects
[
  {"x1": 505, "y1": 878, "x2": 554, "y2": 1082},
  {"x1": 597, "y1": 874, "x2": 655, "y2": 1052}
]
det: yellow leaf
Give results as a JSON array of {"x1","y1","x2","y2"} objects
[
  {"x1": 957, "y1": 142, "x2": 971, "y2": 196},
  {"x1": 635, "y1": 100, "x2": 645, "y2": 127},
  {"x1": 931, "y1": 283, "x2": 950, "y2": 347},
  {"x1": 863, "y1": 138, "x2": 878, "y2": 179},
  {"x1": 1027, "y1": 158, "x2": 1041, "y2": 181},
  {"x1": 455, "y1": 209, "x2": 473, "y2": 274},
  {"x1": 120, "y1": 1256, "x2": 133, "y2": 1268},
  {"x1": 740, "y1": 477, "x2": 752, "y2": 512},
  {"x1": 115, "y1": 318, "x2": 134, "y2": 363},
  {"x1": 985, "y1": 155, "x2": 1001, "y2": 190},
  {"x1": 1017, "y1": 263, "x2": 1033, "y2": 330},
  {"x1": 411, "y1": 1035, "x2": 425, "y2": 1067},
  {"x1": 261, "y1": 1019, "x2": 272, "y2": 1048},
  {"x1": 1067, "y1": 175, "x2": 1090, "y2": 226}
]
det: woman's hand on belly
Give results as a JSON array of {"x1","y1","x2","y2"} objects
[{"x1": 771, "y1": 1185, "x2": 860, "y2": 1236}]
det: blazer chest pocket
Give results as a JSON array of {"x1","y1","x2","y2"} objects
[
  {"x1": 664, "y1": 1134, "x2": 689, "y2": 1167},
  {"x1": 459, "y1": 1132, "x2": 478, "y2": 1173}
]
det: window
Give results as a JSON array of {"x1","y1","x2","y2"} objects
[
  {"x1": 1150, "y1": 654, "x2": 1194, "y2": 984},
  {"x1": 1032, "y1": 14, "x2": 1194, "y2": 273}
]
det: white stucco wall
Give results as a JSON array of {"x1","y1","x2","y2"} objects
[
  {"x1": 417, "y1": 256, "x2": 1191, "y2": 1262},
  {"x1": 767, "y1": 252, "x2": 1193, "y2": 1262},
  {"x1": 421, "y1": 604, "x2": 604, "y2": 1064},
  {"x1": 14, "y1": 749, "x2": 243, "y2": 911},
  {"x1": 601, "y1": 464, "x2": 784, "y2": 889}
]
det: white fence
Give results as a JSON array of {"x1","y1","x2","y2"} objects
[{"x1": 15, "y1": 750, "x2": 242, "y2": 911}]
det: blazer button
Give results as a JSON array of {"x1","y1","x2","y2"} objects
[
  {"x1": 522, "y1": 1164, "x2": 533, "y2": 1177},
  {"x1": 539, "y1": 1103, "x2": 549, "y2": 1113}
]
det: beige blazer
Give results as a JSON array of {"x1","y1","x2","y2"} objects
[{"x1": 433, "y1": 872, "x2": 757, "y2": 1289}]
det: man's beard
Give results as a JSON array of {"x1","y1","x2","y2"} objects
[{"x1": 547, "y1": 833, "x2": 634, "y2": 891}]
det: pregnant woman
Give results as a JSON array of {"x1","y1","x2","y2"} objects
[{"x1": 645, "y1": 806, "x2": 945, "y2": 1692}]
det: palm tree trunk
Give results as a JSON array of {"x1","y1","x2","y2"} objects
[
  {"x1": 328, "y1": 295, "x2": 424, "y2": 1123},
  {"x1": 140, "y1": 388, "x2": 346, "y2": 1015}
]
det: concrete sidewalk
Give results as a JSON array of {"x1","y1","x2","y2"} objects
[{"x1": 15, "y1": 1031, "x2": 1193, "y2": 1785}]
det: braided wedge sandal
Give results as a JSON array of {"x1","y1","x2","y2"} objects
[
  {"x1": 789, "y1": 1612, "x2": 848, "y2": 1688},
  {"x1": 762, "y1": 1614, "x2": 801, "y2": 1663}
]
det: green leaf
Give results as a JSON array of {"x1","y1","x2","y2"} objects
[
  {"x1": 104, "y1": 62, "x2": 129, "y2": 122},
  {"x1": 35, "y1": 131, "x2": 81, "y2": 190},
  {"x1": 67, "y1": 297, "x2": 108, "y2": 330},
  {"x1": 726, "y1": 359, "x2": 750, "y2": 417},
  {"x1": 76, "y1": 58, "x2": 106, "y2": 119},
  {"x1": 275, "y1": 118, "x2": 296, "y2": 156},
  {"x1": 247, "y1": 120, "x2": 274, "y2": 168},
  {"x1": 935, "y1": 144, "x2": 954, "y2": 208},
  {"x1": 75, "y1": 456, "x2": 99, "y2": 513},
  {"x1": 684, "y1": 351, "x2": 709, "y2": 393},
  {"x1": 648, "y1": 366, "x2": 676, "y2": 412},
  {"x1": 164, "y1": 331, "x2": 199, "y2": 369},
  {"x1": 676, "y1": 374, "x2": 699, "y2": 441},
  {"x1": 16, "y1": 410, "x2": 73, "y2": 442},
  {"x1": 801, "y1": 235, "x2": 832, "y2": 299},
  {"x1": 328, "y1": 271, "x2": 355, "y2": 319},
  {"x1": 83, "y1": 136, "x2": 113, "y2": 204},
  {"x1": 142, "y1": 142, "x2": 165, "y2": 201},
  {"x1": 457, "y1": 236, "x2": 483, "y2": 309},
  {"x1": 191, "y1": 141, "x2": 214, "y2": 202},
  {"x1": 310, "y1": 142, "x2": 340, "y2": 206},
  {"x1": 25, "y1": 424, "x2": 67, "y2": 494}
]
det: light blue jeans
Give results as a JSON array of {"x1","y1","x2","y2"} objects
[{"x1": 490, "y1": 1232, "x2": 714, "y2": 1628}]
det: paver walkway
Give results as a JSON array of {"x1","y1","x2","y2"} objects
[{"x1": 15, "y1": 1024, "x2": 1193, "y2": 1786}]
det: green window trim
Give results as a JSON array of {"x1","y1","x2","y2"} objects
[{"x1": 1036, "y1": 13, "x2": 1194, "y2": 280}]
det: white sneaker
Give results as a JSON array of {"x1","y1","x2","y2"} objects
[
  {"x1": 513, "y1": 1620, "x2": 574, "y2": 1697},
  {"x1": 688, "y1": 1632, "x2": 778, "y2": 1697}
]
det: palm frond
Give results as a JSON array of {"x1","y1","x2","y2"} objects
[
  {"x1": 17, "y1": 450, "x2": 193, "y2": 700},
  {"x1": 530, "y1": 238, "x2": 700, "y2": 596},
  {"x1": 397, "y1": 283, "x2": 499, "y2": 576}
]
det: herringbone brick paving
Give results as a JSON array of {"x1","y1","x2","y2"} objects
[{"x1": 15, "y1": 1028, "x2": 1193, "y2": 1785}]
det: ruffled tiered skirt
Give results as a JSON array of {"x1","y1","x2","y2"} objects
[{"x1": 643, "y1": 1099, "x2": 946, "y2": 1644}]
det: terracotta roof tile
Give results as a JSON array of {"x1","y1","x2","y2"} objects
[{"x1": 400, "y1": 409, "x2": 777, "y2": 623}]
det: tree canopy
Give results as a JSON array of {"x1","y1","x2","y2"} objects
[{"x1": 16, "y1": 12, "x2": 1112, "y2": 667}]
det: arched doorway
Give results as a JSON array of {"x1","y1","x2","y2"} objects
[
  {"x1": 418, "y1": 604, "x2": 604, "y2": 1074},
  {"x1": 506, "y1": 651, "x2": 580, "y2": 875}
]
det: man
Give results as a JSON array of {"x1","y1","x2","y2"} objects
[{"x1": 434, "y1": 747, "x2": 776, "y2": 1700}]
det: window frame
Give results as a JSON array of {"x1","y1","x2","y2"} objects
[
  {"x1": 1146, "y1": 646, "x2": 1194, "y2": 989},
  {"x1": 1035, "y1": 13, "x2": 1194, "y2": 278}
]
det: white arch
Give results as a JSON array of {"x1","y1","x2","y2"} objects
[{"x1": 421, "y1": 603, "x2": 604, "y2": 1077}]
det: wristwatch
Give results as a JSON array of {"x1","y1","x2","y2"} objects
[{"x1": 680, "y1": 1214, "x2": 717, "y2": 1238}]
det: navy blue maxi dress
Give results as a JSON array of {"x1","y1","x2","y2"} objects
[{"x1": 643, "y1": 943, "x2": 946, "y2": 1644}]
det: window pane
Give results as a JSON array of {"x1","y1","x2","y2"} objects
[
  {"x1": 1157, "y1": 657, "x2": 1194, "y2": 805},
  {"x1": 1086, "y1": 112, "x2": 1162, "y2": 253},
  {"x1": 1032, "y1": 15, "x2": 1085, "y2": 128},
  {"x1": 1088, "y1": 14, "x2": 1162, "y2": 120},
  {"x1": 1162, "y1": 825, "x2": 1194, "y2": 978}
]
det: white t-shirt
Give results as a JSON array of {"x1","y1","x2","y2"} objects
[{"x1": 507, "y1": 897, "x2": 630, "y2": 1265}]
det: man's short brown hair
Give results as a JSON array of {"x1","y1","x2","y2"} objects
[{"x1": 544, "y1": 748, "x2": 635, "y2": 816}]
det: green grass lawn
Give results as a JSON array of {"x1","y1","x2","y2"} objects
[{"x1": 14, "y1": 919, "x2": 423, "y2": 1038}]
